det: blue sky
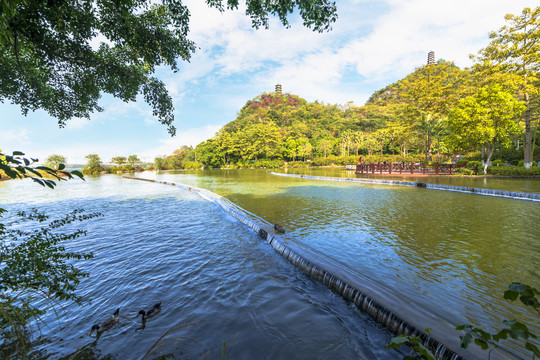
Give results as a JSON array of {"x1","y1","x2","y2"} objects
[{"x1": 1, "y1": 0, "x2": 538, "y2": 164}]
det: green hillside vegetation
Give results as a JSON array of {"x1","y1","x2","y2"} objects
[
  {"x1": 155, "y1": 58, "x2": 538, "y2": 172},
  {"x1": 154, "y1": 6, "x2": 540, "y2": 175}
]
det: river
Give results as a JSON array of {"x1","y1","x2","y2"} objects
[{"x1": 1, "y1": 169, "x2": 539, "y2": 359}]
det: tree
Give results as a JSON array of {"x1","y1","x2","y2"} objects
[
  {"x1": 393, "y1": 60, "x2": 467, "y2": 161},
  {"x1": 0, "y1": 0, "x2": 337, "y2": 134},
  {"x1": 83, "y1": 153, "x2": 102, "y2": 174},
  {"x1": 111, "y1": 156, "x2": 127, "y2": 166},
  {"x1": 44, "y1": 154, "x2": 67, "y2": 170},
  {"x1": 154, "y1": 156, "x2": 166, "y2": 170},
  {"x1": 127, "y1": 155, "x2": 142, "y2": 167},
  {"x1": 474, "y1": 6, "x2": 540, "y2": 167},
  {"x1": 449, "y1": 84, "x2": 526, "y2": 173},
  {"x1": 317, "y1": 138, "x2": 334, "y2": 157}
]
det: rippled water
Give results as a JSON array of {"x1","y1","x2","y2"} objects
[
  {"x1": 0, "y1": 176, "x2": 402, "y2": 359},
  {"x1": 152, "y1": 169, "x2": 540, "y2": 357}
]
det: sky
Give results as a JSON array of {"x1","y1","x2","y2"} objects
[{"x1": 1, "y1": 0, "x2": 538, "y2": 164}]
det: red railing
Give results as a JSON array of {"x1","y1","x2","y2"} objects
[{"x1": 355, "y1": 162, "x2": 461, "y2": 175}]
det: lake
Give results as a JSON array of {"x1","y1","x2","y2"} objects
[{"x1": 1, "y1": 169, "x2": 539, "y2": 359}]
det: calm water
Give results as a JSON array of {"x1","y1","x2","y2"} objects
[
  {"x1": 0, "y1": 175, "x2": 402, "y2": 359},
  {"x1": 151, "y1": 169, "x2": 540, "y2": 356}
]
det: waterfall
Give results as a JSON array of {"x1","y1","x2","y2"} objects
[
  {"x1": 267, "y1": 172, "x2": 540, "y2": 202},
  {"x1": 124, "y1": 175, "x2": 520, "y2": 360}
]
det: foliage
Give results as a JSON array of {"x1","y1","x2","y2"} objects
[
  {"x1": 0, "y1": 152, "x2": 97, "y2": 351},
  {"x1": 473, "y1": 6, "x2": 540, "y2": 166},
  {"x1": 82, "y1": 154, "x2": 102, "y2": 175},
  {"x1": 127, "y1": 155, "x2": 142, "y2": 167},
  {"x1": 0, "y1": 151, "x2": 83, "y2": 187},
  {"x1": 487, "y1": 166, "x2": 540, "y2": 176},
  {"x1": 456, "y1": 283, "x2": 539, "y2": 358},
  {"x1": 111, "y1": 156, "x2": 127, "y2": 166},
  {"x1": 43, "y1": 154, "x2": 67, "y2": 170},
  {"x1": 1, "y1": 209, "x2": 101, "y2": 345},
  {"x1": 449, "y1": 83, "x2": 525, "y2": 173},
  {"x1": 0, "y1": 0, "x2": 336, "y2": 135},
  {"x1": 183, "y1": 161, "x2": 203, "y2": 170},
  {"x1": 384, "y1": 328, "x2": 435, "y2": 360},
  {"x1": 392, "y1": 60, "x2": 468, "y2": 161},
  {"x1": 154, "y1": 157, "x2": 166, "y2": 170}
]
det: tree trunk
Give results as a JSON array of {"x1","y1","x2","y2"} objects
[
  {"x1": 427, "y1": 132, "x2": 432, "y2": 161},
  {"x1": 484, "y1": 143, "x2": 495, "y2": 174},
  {"x1": 524, "y1": 91, "x2": 532, "y2": 168}
]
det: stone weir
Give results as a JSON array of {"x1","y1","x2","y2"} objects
[
  {"x1": 124, "y1": 175, "x2": 522, "y2": 360},
  {"x1": 268, "y1": 172, "x2": 540, "y2": 202}
]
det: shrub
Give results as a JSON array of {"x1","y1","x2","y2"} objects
[
  {"x1": 491, "y1": 159, "x2": 504, "y2": 167},
  {"x1": 487, "y1": 166, "x2": 540, "y2": 176},
  {"x1": 466, "y1": 161, "x2": 482, "y2": 170},
  {"x1": 286, "y1": 161, "x2": 310, "y2": 168},
  {"x1": 183, "y1": 161, "x2": 203, "y2": 169},
  {"x1": 456, "y1": 168, "x2": 475, "y2": 175},
  {"x1": 311, "y1": 157, "x2": 332, "y2": 166},
  {"x1": 252, "y1": 159, "x2": 284, "y2": 168}
]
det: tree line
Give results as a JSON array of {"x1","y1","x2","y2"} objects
[{"x1": 155, "y1": 7, "x2": 539, "y2": 172}]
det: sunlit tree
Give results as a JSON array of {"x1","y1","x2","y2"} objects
[{"x1": 473, "y1": 6, "x2": 540, "y2": 167}]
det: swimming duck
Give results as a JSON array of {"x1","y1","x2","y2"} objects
[
  {"x1": 138, "y1": 302, "x2": 161, "y2": 320},
  {"x1": 90, "y1": 308, "x2": 120, "y2": 336}
]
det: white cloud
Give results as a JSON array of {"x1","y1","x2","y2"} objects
[
  {"x1": 0, "y1": 129, "x2": 31, "y2": 146},
  {"x1": 64, "y1": 117, "x2": 91, "y2": 130}
]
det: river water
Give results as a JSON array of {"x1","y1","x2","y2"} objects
[
  {"x1": 1, "y1": 169, "x2": 539, "y2": 359},
  {"x1": 0, "y1": 174, "x2": 402, "y2": 359}
]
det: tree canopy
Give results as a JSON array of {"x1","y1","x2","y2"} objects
[
  {"x1": 0, "y1": 0, "x2": 337, "y2": 135},
  {"x1": 473, "y1": 6, "x2": 540, "y2": 167}
]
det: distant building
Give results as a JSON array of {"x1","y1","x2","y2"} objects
[
  {"x1": 275, "y1": 84, "x2": 282, "y2": 95},
  {"x1": 427, "y1": 51, "x2": 435, "y2": 65}
]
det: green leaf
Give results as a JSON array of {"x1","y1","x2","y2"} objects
[
  {"x1": 460, "y1": 334, "x2": 472, "y2": 349},
  {"x1": 504, "y1": 290, "x2": 519, "y2": 301},
  {"x1": 31, "y1": 178, "x2": 45, "y2": 187},
  {"x1": 474, "y1": 338, "x2": 489, "y2": 350},
  {"x1": 493, "y1": 329, "x2": 509, "y2": 342},
  {"x1": 391, "y1": 336, "x2": 410, "y2": 345},
  {"x1": 508, "y1": 282, "x2": 526, "y2": 293},
  {"x1": 58, "y1": 163, "x2": 65, "y2": 170},
  {"x1": 509, "y1": 328, "x2": 529, "y2": 340},
  {"x1": 70, "y1": 170, "x2": 85, "y2": 180},
  {"x1": 525, "y1": 342, "x2": 540, "y2": 357},
  {"x1": 12, "y1": 151, "x2": 25, "y2": 156},
  {"x1": 44, "y1": 180, "x2": 56, "y2": 189}
]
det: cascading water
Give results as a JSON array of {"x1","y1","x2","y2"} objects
[
  {"x1": 267, "y1": 172, "x2": 540, "y2": 202},
  {"x1": 124, "y1": 176, "x2": 480, "y2": 359}
]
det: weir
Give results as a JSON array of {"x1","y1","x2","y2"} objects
[
  {"x1": 267, "y1": 172, "x2": 540, "y2": 202},
  {"x1": 124, "y1": 175, "x2": 523, "y2": 360}
]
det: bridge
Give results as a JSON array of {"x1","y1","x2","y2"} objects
[{"x1": 355, "y1": 162, "x2": 463, "y2": 175}]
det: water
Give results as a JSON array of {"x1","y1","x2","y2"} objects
[
  {"x1": 150, "y1": 169, "x2": 540, "y2": 358},
  {"x1": 0, "y1": 176, "x2": 402, "y2": 359},
  {"x1": 279, "y1": 167, "x2": 540, "y2": 194}
]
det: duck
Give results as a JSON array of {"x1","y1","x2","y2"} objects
[
  {"x1": 138, "y1": 302, "x2": 161, "y2": 320},
  {"x1": 90, "y1": 308, "x2": 120, "y2": 336}
]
